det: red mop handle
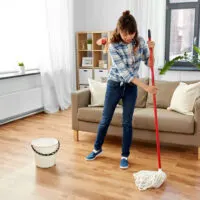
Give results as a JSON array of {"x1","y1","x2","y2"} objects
[{"x1": 148, "y1": 29, "x2": 161, "y2": 169}]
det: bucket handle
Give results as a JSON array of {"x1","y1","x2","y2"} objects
[{"x1": 31, "y1": 141, "x2": 60, "y2": 156}]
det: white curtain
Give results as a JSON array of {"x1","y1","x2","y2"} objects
[
  {"x1": 0, "y1": 0, "x2": 76, "y2": 113},
  {"x1": 128, "y1": 0, "x2": 166, "y2": 79},
  {"x1": 0, "y1": 1, "x2": 46, "y2": 73},
  {"x1": 40, "y1": 0, "x2": 76, "y2": 113}
]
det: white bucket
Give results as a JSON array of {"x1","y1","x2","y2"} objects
[{"x1": 31, "y1": 138, "x2": 60, "y2": 168}]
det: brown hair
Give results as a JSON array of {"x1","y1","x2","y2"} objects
[{"x1": 110, "y1": 10, "x2": 139, "y2": 50}]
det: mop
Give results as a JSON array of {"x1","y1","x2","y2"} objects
[{"x1": 133, "y1": 30, "x2": 167, "y2": 191}]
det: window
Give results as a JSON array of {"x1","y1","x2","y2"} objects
[
  {"x1": 165, "y1": 0, "x2": 200, "y2": 69},
  {"x1": 0, "y1": 0, "x2": 46, "y2": 73}
]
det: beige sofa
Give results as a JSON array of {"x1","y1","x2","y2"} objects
[{"x1": 71, "y1": 78, "x2": 200, "y2": 159}]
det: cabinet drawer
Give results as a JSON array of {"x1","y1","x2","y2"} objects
[
  {"x1": 94, "y1": 69, "x2": 108, "y2": 82},
  {"x1": 79, "y1": 85, "x2": 89, "y2": 90},
  {"x1": 79, "y1": 69, "x2": 93, "y2": 84}
]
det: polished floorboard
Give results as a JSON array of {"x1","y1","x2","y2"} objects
[{"x1": 0, "y1": 108, "x2": 200, "y2": 200}]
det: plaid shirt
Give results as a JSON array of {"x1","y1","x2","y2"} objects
[{"x1": 108, "y1": 36, "x2": 149, "y2": 83}]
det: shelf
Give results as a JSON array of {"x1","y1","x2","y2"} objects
[
  {"x1": 78, "y1": 50, "x2": 93, "y2": 52},
  {"x1": 76, "y1": 31, "x2": 112, "y2": 89},
  {"x1": 77, "y1": 31, "x2": 109, "y2": 34},
  {"x1": 78, "y1": 50, "x2": 105, "y2": 52},
  {"x1": 78, "y1": 67, "x2": 93, "y2": 69},
  {"x1": 93, "y1": 67, "x2": 108, "y2": 70},
  {"x1": 93, "y1": 51, "x2": 108, "y2": 68},
  {"x1": 78, "y1": 67, "x2": 108, "y2": 70},
  {"x1": 93, "y1": 33, "x2": 106, "y2": 51}
]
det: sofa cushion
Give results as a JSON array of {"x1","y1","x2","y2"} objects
[
  {"x1": 168, "y1": 82, "x2": 200, "y2": 115},
  {"x1": 77, "y1": 107, "x2": 142, "y2": 127},
  {"x1": 77, "y1": 107, "x2": 194, "y2": 135},
  {"x1": 146, "y1": 80, "x2": 179, "y2": 109},
  {"x1": 88, "y1": 78, "x2": 106, "y2": 107},
  {"x1": 146, "y1": 80, "x2": 200, "y2": 109},
  {"x1": 133, "y1": 108, "x2": 194, "y2": 134},
  {"x1": 135, "y1": 77, "x2": 149, "y2": 108}
]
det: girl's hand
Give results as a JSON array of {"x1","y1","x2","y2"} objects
[
  {"x1": 132, "y1": 78, "x2": 158, "y2": 95},
  {"x1": 147, "y1": 41, "x2": 155, "y2": 49},
  {"x1": 145, "y1": 85, "x2": 158, "y2": 94},
  {"x1": 96, "y1": 37, "x2": 107, "y2": 45},
  {"x1": 96, "y1": 37, "x2": 109, "y2": 53}
]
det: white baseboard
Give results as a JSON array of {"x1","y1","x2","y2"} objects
[{"x1": 0, "y1": 107, "x2": 44, "y2": 125}]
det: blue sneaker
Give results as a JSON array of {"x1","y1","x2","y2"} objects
[
  {"x1": 120, "y1": 157, "x2": 128, "y2": 169},
  {"x1": 85, "y1": 149, "x2": 103, "y2": 161}
]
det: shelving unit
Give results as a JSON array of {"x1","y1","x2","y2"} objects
[{"x1": 76, "y1": 31, "x2": 112, "y2": 89}]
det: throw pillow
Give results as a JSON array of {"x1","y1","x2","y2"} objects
[
  {"x1": 167, "y1": 82, "x2": 200, "y2": 115},
  {"x1": 88, "y1": 78, "x2": 107, "y2": 107},
  {"x1": 146, "y1": 80, "x2": 179, "y2": 109}
]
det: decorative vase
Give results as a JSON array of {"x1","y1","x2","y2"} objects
[
  {"x1": 19, "y1": 66, "x2": 25, "y2": 74},
  {"x1": 87, "y1": 44, "x2": 92, "y2": 50}
]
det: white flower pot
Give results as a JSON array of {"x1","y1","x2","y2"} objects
[
  {"x1": 19, "y1": 67, "x2": 25, "y2": 74},
  {"x1": 87, "y1": 44, "x2": 92, "y2": 50}
]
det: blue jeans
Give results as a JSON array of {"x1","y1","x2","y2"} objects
[{"x1": 94, "y1": 80, "x2": 138, "y2": 157}]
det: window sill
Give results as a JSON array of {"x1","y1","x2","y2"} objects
[
  {"x1": 158, "y1": 66, "x2": 200, "y2": 72},
  {"x1": 0, "y1": 69, "x2": 40, "y2": 80}
]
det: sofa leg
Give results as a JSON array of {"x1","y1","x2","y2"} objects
[
  {"x1": 73, "y1": 130, "x2": 79, "y2": 141},
  {"x1": 198, "y1": 147, "x2": 200, "y2": 160}
]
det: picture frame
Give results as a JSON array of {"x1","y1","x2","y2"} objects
[{"x1": 82, "y1": 57, "x2": 93, "y2": 67}]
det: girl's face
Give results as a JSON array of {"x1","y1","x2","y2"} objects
[{"x1": 120, "y1": 31, "x2": 136, "y2": 44}]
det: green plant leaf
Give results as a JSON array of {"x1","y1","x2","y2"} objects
[
  {"x1": 18, "y1": 62, "x2": 24, "y2": 67},
  {"x1": 193, "y1": 46, "x2": 200, "y2": 56},
  {"x1": 192, "y1": 62, "x2": 200, "y2": 69},
  {"x1": 159, "y1": 56, "x2": 184, "y2": 75},
  {"x1": 87, "y1": 39, "x2": 92, "y2": 44},
  {"x1": 159, "y1": 45, "x2": 200, "y2": 75}
]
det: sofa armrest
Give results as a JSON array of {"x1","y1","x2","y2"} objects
[
  {"x1": 194, "y1": 97, "x2": 200, "y2": 135},
  {"x1": 71, "y1": 89, "x2": 91, "y2": 130}
]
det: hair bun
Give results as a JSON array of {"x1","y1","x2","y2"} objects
[{"x1": 122, "y1": 10, "x2": 130, "y2": 17}]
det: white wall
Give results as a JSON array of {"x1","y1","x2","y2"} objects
[
  {"x1": 84, "y1": 0, "x2": 129, "y2": 31},
  {"x1": 74, "y1": 0, "x2": 200, "y2": 81},
  {"x1": 74, "y1": 0, "x2": 86, "y2": 31},
  {"x1": 74, "y1": 0, "x2": 129, "y2": 31}
]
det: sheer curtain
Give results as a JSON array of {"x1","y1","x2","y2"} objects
[
  {"x1": 0, "y1": 0, "x2": 76, "y2": 113},
  {"x1": 40, "y1": 0, "x2": 76, "y2": 113},
  {"x1": 128, "y1": 0, "x2": 166, "y2": 79},
  {"x1": 0, "y1": 0, "x2": 46, "y2": 73}
]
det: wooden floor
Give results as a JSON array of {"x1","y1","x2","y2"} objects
[{"x1": 0, "y1": 108, "x2": 200, "y2": 200}]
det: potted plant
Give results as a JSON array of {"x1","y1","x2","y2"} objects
[
  {"x1": 87, "y1": 39, "x2": 92, "y2": 50},
  {"x1": 159, "y1": 45, "x2": 200, "y2": 75},
  {"x1": 18, "y1": 62, "x2": 25, "y2": 74}
]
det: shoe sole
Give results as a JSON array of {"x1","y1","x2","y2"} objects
[
  {"x1": 85, "y1": 151, "x2": 103, "y2": 161},
  {"x1": 120, "y1": 165, "x2": 128, "y2": 169}
]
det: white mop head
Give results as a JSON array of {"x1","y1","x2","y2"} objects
[{"x1": 133, "y1": 169, "x2": 167, "y2": 191}]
